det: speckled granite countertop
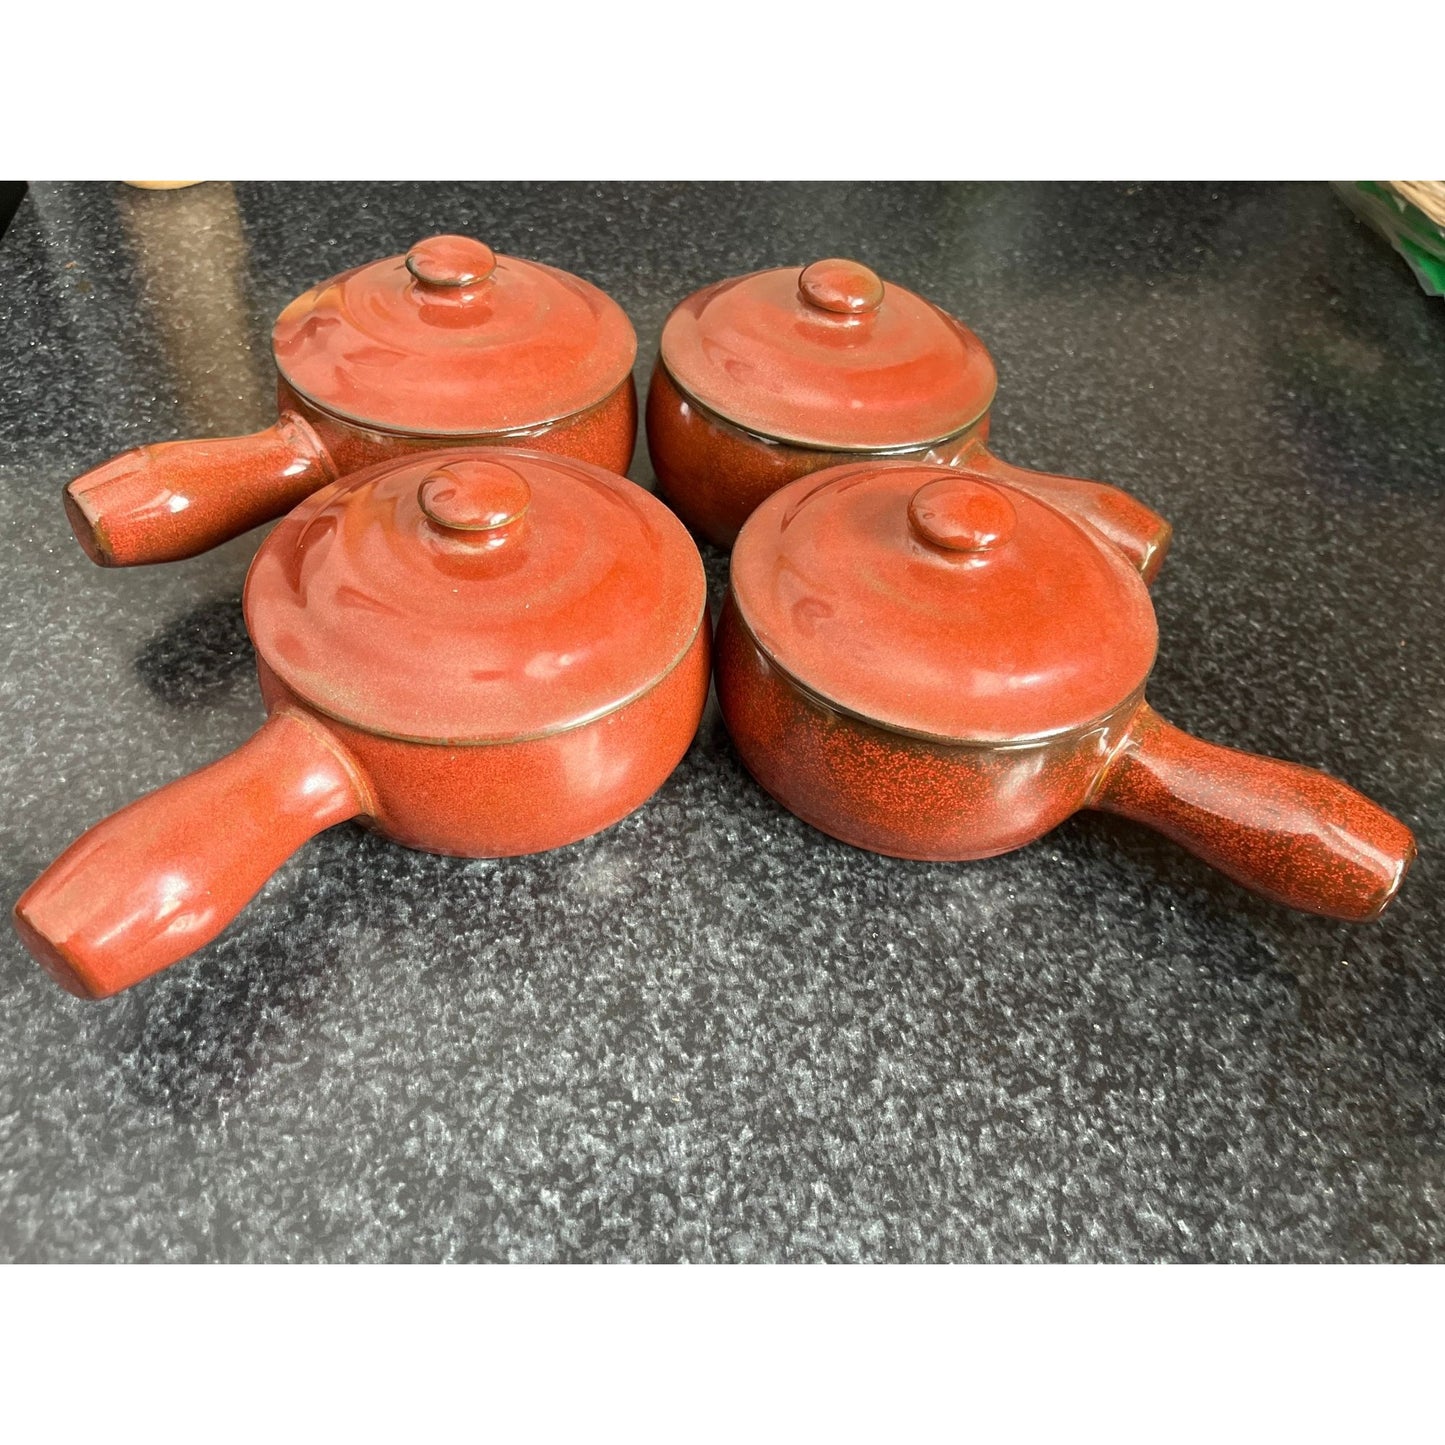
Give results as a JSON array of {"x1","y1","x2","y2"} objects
[{"x1": 1, "y1": 182, "x2": 1442, "y2": 1262}]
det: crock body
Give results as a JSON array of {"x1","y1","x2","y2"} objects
[
  {"x1": 256, "y1": 614, "x2": 710, "y2": 858},
  {"x1": 714, "y1": 595, "x2": 1127, "y2": 861},
  {"x1": 281, "y1": 375, "x2": 639, "y2": 482},
  {"x1": 646, "y1": 361, "x2": 980, "y2": 549}
]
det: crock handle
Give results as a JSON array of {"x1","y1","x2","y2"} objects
[
  {"x1": 931, "y1": 443, "x2": 1172, "y2": 585},
  {"x1": 13, "y1": 710, "x2": 365, "y2": 998},
  {"x1": 64, "y1": 411, "x2": 337, "y2": 567},
  {"x1": 1091, "y1": 704, "x2": 1415, "y2": 921}
]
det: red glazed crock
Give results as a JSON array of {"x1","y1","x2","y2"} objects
[
  {"x1": 714, "y1": 459, "x2": 1414, "y2": 921},
  {"x1": 17, "y1": 449, "x2": 710, "y2": 998},
  {"x1": 646, "y1": 257, "x2": 1171, "y2": 579},
  {"x1": 65, "y1": 235, "x2": 640, "y2": 566}
]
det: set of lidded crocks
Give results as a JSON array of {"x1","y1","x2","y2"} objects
[{"x1": 15, "y1": 234, "x2": 1415, "y2": 999}]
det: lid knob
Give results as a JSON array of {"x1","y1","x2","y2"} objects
[
  {"x1": 798, "y1": 258, "x2": 885, "y2": 315},
  {"x1": 908, "y1": 474, "x2": 1016, "y2": 553},
  {"x1": 418, "y1": 458, "x2": 531, "y2": 534},
  {"x1": 406, "y1": 234, "x2": 498, "y2": 289}
]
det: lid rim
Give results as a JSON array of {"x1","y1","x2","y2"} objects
[
  {"x1": 274, "y1": 364, "x2": 637, "y2": 440},
  {"x1": 727, "y1": 593, "x2": 1154, "y2": 748},
  {"x1": 247, "y1": 594, "x2": 710, "y2": 748},
  {"x1": 659, "y1": 363, "x2": 992, "y2": 456}
]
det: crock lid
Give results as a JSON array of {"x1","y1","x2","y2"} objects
[
  {"x1": 729, "y1": 461, "x2": 1156, "y2": 744},
  {"x1": 658, "y1": 259, "x2": 997, "y2": 451},
  {"x1": 271, "y1": 235, "x2": 636, "y2": 436},
  {"x1": 245, "y1": 449, "x2": 705, "y2": 744}
]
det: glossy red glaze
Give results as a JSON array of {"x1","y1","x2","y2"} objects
[
  {"x1": 248, "y1": 452, "x2": 706, "y2": 744},
  {"x1": 717, "y1": 595, "x2": 1131, "y2": 861},
  {"x1": 404, "y1": 234, "x2": 497, "y2": 288},
  {"x1": 274, "y1": 239, "x2": 635, "y2": 436},
  {"x1": 716, "y1": 464, "x2": 1414, "y2": 921},
  {"x1": 17, "y1": 450, "x2": 710, "y2": 998},
  {"x1": 67, "y1": 374, "x2": 637, "y2": 568},
  {"x1": 646, "y1": 360, "x2": 1169, "y2": 579},
  {"x1": 797, "y1": 259, "x2": 886, "y2": 315},
  {"x1": 1093, "y1": 706, "x2": 1417, "y2": 921},
  {"x1": 646, "y1": 258, "x2": 1173, "y2": 576},
  {"x1": 14, "y1": 710, "x2": 365, "y2": 999},
  {"x1": 416, "y1": 457, "x2": 531, "y2": 531},
  {"x1": 64, "y1": 235, "x2": 639, "y2": 568},
  {"x1": 907, "y1": 474, "x2": 1017, "y2": 552},
  {"x1": 659, "y1": 261, "x2": 996, "y2": 451},
  {"x1": 730, "y1": 461, "x2": 1156, "y2": 744},
  {"x1": 254, "y1": 639, "x2": 709, "y2": 861}
]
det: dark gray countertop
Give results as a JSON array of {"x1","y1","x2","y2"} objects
[{"x1": 1, "y1": 182, "x2": 1442, "y2": 1262}]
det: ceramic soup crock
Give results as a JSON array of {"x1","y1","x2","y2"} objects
[
  {"x1": 714, "y1": 459, "x2": 1414, "y2": 921},
  {"x1": 646, "y1": 257, "x2": 1171, "y2": 578},
  {"x1": 65, "y1": 234, "x2": 639, "y2": 566},
  {"x1": 17, "y1": 449, "x2": 710, "y2": 998}
]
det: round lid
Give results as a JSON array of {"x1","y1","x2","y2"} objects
[
  {"x1": 271, "y1": 235, "x2": 637, "y2": 436},
  {"x1": 729, "y1": 462, "x2": 1157, "y2": 744},
  {"x1": 245, "y1": 450, "x2": 706, "y2": 744},
  {"x1": 658, "y1": 259, "x2": 997, "y2": 451}
]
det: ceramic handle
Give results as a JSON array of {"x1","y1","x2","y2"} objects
[
  {"x1": 943, "y1": 446, "x2": 1172, "y2": 584},
  {"x1": 64, "y1": 412, "x2": 336, "y2": 567},
  {"x1": 1092, "y1": 704, "x2": 1415, "y2": 921},
  {"x1": 12, "y1": 710, "x2": 365, "y2": 998}
]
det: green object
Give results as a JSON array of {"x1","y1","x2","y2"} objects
[{"x1": 1334, "y1": 182, "x2": 1445, "y2": 297}]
